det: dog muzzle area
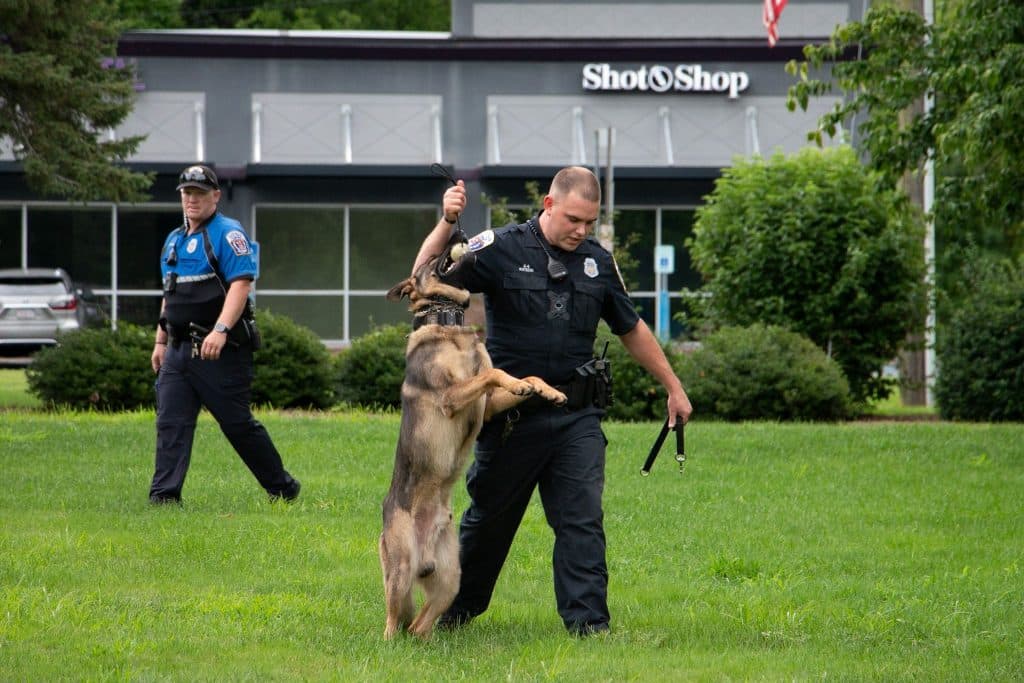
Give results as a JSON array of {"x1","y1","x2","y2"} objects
[{"x1": 434, "y1": 242, "x2": 475, "y2": 283}]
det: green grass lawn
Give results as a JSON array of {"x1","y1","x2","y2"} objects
[
  {"x1": 0, "y1": 368, "x2": 42, "y2": 410},
  {"x1": 1, "y1": 407, "x2": 1020, "y2": 680}
]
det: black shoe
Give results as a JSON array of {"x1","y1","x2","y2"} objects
[
  {"x1": 436, "y1": 610, "x2": 474, "y2": 631},
  {"x1": 149, "y1": 494, "x2": 181, "y2": 506},
  {"x1": 269, "y1": 479, "x2": 301, "y2": 502},
  {"x1": 568, "y1": 621, "x2": 609, "y2": 637}
]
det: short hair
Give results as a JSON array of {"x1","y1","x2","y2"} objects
[{"x1": 549, "y1": 166, "x2": 601, "y2": 204}]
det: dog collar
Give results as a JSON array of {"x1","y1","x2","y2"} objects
[{"x1": 412, "y1": 302, "x2": 465, "y2": 330}]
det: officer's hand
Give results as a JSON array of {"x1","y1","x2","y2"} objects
[
  {"x1": 667, "y1": 390, "x2": 693, "y2": 429},
  {"x1": 201, "y1": 331, "x2": 227, "y2": 360},
  {"x1": 151, "y1": 344, "x2": 166, "y2": 373},
  {"x1": 443, "y1": 180, "x2": 466, "y2": 223}
]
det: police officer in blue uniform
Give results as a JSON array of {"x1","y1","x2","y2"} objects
[
  {"x1": 149, "y1": 164, "x2": 300, "y2": 504},
  {"x1": 413, "y1": 166, "x2": 693, "y2": 636}
]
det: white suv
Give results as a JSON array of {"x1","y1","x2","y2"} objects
[{"x1": 0, "y1": 268, "x2": 106, "y2": 354}]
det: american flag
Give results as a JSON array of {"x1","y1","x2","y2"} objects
[{"x1": 764, "y1": 0, "x2": 789, "y2": 47}]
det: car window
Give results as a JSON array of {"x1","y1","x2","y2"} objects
[{"x1": 0, "y1": 278, "x2": 67, "y2": 296}]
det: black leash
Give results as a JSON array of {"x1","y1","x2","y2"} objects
[{"x1": 641, "y1": 418, "x2": 686, "y2": 476}]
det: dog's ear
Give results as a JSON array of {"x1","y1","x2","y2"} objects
[{"x1": 386, "y1": 278, "x2": 414, "y2": 301}]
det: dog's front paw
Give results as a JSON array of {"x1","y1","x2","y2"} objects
[
  {"x1": 522, "y1": 378, "x2": 566, "y2": 406},
  {"x1": 510, "y1": 380, "x2": 537, "y2": 397},
  {"x1": 544, "y1": 389, "x2": 567, "y2": 406}
]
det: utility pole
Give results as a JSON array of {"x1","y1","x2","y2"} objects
[{"x1": 896, "y1": 0, "x2": 934, "y2": 406}]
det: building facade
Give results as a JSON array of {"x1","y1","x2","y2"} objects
[{"x1": 0, "y1": 0, "x2": 854, "y2": 344}]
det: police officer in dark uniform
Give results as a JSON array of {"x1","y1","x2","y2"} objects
[
  {"x1": 148, "y1": 164, "x2": 300, "y2": 504},
  {"x1": 413, "y1": 166, "x2": 693, "y2": 636}
]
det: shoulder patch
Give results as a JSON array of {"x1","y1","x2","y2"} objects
[
  {"x1": 225, "y1": 230, "x2": 251, "y2": 256},
  {"x1": 467, "y1": 229, "x2": 495, "y2": 253}
]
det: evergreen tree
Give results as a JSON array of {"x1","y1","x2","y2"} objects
[{"x1": 0, "y1": 0, "x2": 152, "y2": 202}]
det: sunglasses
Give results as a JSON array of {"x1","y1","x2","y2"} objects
[{"x1": 179, "y1": 167, "x2": 217, "y2": 187}]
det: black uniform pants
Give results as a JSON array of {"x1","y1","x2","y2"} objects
[
  {"x1": 150, "y1": 340, "x2": 296, "y2": 501},
  {"x1": 447, "y1": 407, "x2": 609, "y2": 631}
]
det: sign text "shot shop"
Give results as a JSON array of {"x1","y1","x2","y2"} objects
[{"x1": 581, "y1": 63, "x2": 750, "y2": 99}]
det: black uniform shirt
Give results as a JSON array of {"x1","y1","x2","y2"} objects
[{"x1": 461, "y1": 218, "x2": 639, "y2": 385}]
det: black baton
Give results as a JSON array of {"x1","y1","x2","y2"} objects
[{"x1": 641, "y1": 418, "x2": 686, "y2": 476}]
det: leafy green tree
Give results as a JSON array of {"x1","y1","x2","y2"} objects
[
  {"x1": 111, "y1": 0, "x2": 184, "y2": 28},
  {"x1": 0, "y1": 0, "x2": 152, "y2": 201},
  {"x1": 179, "y1": 0, "x2": 253, "y2": 28},
  {"x1": 786, "y1": 0, "x2": 1024, "y2": 309},
  {"x1": 687, "y1": 146, "x2": 927, "y2": 405},
  {"x1": 236, "y1": 6, "x2": 361, "y2": 30},
  {"x1": 173, "y1": 0, "x2": 449, "y2": 30}
]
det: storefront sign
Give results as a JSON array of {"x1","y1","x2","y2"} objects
[{"x1": 581, "y1": 63, "x2": 750, "y2": 99}]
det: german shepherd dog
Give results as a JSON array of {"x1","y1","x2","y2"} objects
[{"x1": 380, "y1": 232, "x2": 566, "y2": 640}]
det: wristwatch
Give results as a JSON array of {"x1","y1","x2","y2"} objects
[{"x1": 213, "y1": 322, "x2": 230, "y2": 334}]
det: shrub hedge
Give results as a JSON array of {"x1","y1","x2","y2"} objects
[
  {"x1": 26, "y1": 310, "x2": 335, "y2": 411},
  {"x1": 250, "y1": 309, "x2": 336, "y2": 409},
  {"x1": 25, "y1": 315, "x2": 855, "y2": 422},
  {"x1": 934, "y1": 257, "x2": 1024, "y2": 421},
  {"x1": 333, "y1": 323, "x2": 409, "y2": 409},
  {"x1": 26, "y1": 323, "x2": 154, "y2": 410},
  {"x1": 676, "y1": 324, "x2": 853, "y2": 421}
]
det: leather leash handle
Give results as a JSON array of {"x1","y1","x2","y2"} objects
[
  {"x1": 675, "y1": 421, "x2": 686, "y2": 471},
  {"x1": 641, "y1": 418, "x2": 686, "y2": 476},
  {"x1": 641, "y1": 419, "x2": 671, "y2": 476}
]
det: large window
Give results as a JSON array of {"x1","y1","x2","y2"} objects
[
  {"x1": 662, "y1": 209, "x2": 700, "y2": 338},
  {"x1": 349, "y1": 207, "x2": 436, "y2": 338},
  {"x1": 116, "y1": 206, "x2": 180, "y2": 326},
  {"x1": 27, "y1": 207, "x2": 111, "y2": 288},
  {"x1": 349, "y1": 208, "x2": 435, "y2": 290},
  {"x1": 598, "y1": 208, "x2": 699, "y2": 338},
  {"x1": 254, "y1": 205, "x2": 434, "y2": 341},
  {"x1": 255, "y1": 207, "x2": 345, "y2": 338},
  {"x1": 2, "y1": 204, "x2": 182, "y2": 327},
  {"x1": 0, "y1": 208, "x2": 21, "y2": 269},
  {"x1": 257, "y1": 208, "x2": 345, "y2": 290}
]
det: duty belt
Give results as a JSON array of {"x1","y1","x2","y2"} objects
[{"x1": 167, "y1": 322, "x2": 213, "y2": 347}]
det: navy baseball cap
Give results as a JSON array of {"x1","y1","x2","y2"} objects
[{"x1": 176, "y1": 165, "x2": 219, "y2": 191}]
